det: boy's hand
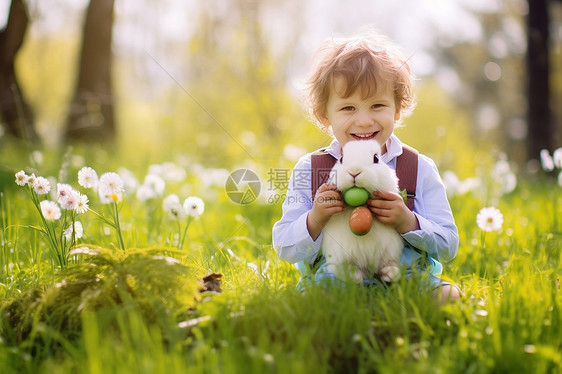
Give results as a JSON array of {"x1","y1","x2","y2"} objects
[
  {"x1": 307, "y1": 183, "x2": 344, "y2": 240},
  {"x1": 367, "y1": 191, "x2": 420, "y2": 234}
]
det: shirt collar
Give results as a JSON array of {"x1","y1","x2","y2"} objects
[{"x1": 323, "y1": 134, "x2": 404, "y2": 163}]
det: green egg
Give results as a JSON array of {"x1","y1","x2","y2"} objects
[{"x1": 343, "y1": 186, "x2": 370, "y2": 206}]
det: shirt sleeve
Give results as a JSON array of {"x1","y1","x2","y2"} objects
[
  {"x1": 272, "y1": 155, "x2": 323, "y2": 264},
  {"x1": 401, "y1": 155, "x2": 459, "y2": 262}
]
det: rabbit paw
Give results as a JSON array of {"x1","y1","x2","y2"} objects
[{"x1": 379, "y1": 265, "x2": 401, "y2": 283}]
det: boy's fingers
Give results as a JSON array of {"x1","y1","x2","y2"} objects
[
  {"x1": 318, "y1": 183, "x2": 338, "y2": 192},
  {"x1": 374, "y1": 190, "x2": 401, "y2": 201}
]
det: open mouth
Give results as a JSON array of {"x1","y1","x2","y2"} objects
[{"x1": 351, "y1": 131, "x2": 378, "y2": 141}]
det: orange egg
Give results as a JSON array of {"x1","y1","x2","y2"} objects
[{"x1": 349, "y1": 206, "x2": 373, "y2": 236}]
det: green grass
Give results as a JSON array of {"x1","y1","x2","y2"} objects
[{"x1": 0, "y1": 152, "x2": 561, "y2": 374}]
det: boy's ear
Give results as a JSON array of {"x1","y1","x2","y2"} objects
[
  {"x1": 319, "y1": 113, "x2": 330, "y2": 129},
  {"x1": 394, "y1": 111, "x2": 401, "y2": 122}
]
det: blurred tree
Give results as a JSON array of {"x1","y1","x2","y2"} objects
[
  {"x1": 0, "y1": 0, "x2": 38, "y2": 143},
  {"x1": 430, "y1": 2, "x2": 561, "y2": 165},
  {"x1": 172, "y1": 0, "x2": 306, "y2": 164},
  {"x1": 64, "y1": 0, "x2": 115, "y2": 143},
  {"x1": 526, "y1": 0, "x2": 553, "y2": 160}
]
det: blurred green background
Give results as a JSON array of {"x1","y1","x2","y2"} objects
[{"x1": 0, "y1": 0, "x2": 561, "y2": 180}]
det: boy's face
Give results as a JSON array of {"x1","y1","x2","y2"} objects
[{"x1": 320, "y1": 76, "x2": 400, "y2": 154}]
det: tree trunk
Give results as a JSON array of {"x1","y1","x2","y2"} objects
[
  {"x1": 0, "y1": 0, "x2": 38, "y2": 142},
  {"x1": 526, "y1": 0, "x2": 552, "y2": 160},
  {"x1": 65, "y1": 0, "x2": 115, "y2": 143}
]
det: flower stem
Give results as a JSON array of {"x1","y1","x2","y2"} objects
[
  {"x1": 113, "y1": 201, "x2": 126, "y2": 251},
  {"x1": 179, "y1": 216, "x2": 193, "y2": 250},
  {"x1": 29, "y1": 187, "x2": 65, "y2": 268}
]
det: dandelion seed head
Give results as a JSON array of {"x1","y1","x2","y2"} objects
[
  {"x1": 167, "y1": 202, "x2": 186, "y2": 221},
  {"x1": 15, "y1": 170, "x2": 28, "y2": 186},
  {"x1": 78, "y1": 167, "x2": 99, "y2": 189},
  {"x1": 442, "y1": 171, "x2": 460, "y2": 196},
  {"x1": 40, "y1": 200, "x2": 61, "y2": 220},
  {"x1": 183, "y1": 196, "x2": 204, "y2": 219},
  {"x1": 136, "y1": 184, "x2": 157, "y2": 201},
  {"x1": 143, "y1": 174, "x2": 166, "y2": 196},
  {"x1": 476, "y1": 207, "x2": 503, "y2": 232},
  {"x1": 163, "y1": 194, "x2": 181, "y2": 211},
  {"x1": 30, "y1": 150, "x2": 43, "y2": 166},
  {"x1": 554, "y1": 148, "x2": 562, "y2": 169},
  {"x1": 117, "y1": 167, "x2": 139, "y2": 193},
  {"x1": 161, "y1": 162, "x2": 186, "y2": 182},
  {"x1": 540, "y1": 149, "x2": 554, "y2": 172},
  {"x1": 33, "y1": 176, "x2": 51, "y2": 195}
]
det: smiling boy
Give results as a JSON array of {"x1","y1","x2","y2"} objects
[{"x1": 272, "y1": 28, "x2": 461, "y2": 302}]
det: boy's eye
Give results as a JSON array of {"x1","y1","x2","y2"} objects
[
  {"x1": 341, "y1": 106, "x2": 355, "y2": 111},
  {"x1": 373, "y1": 155, "x2": 379, "y2": 164},
  {"x1": 372, "y1": 104, "x2": 385, "y2": 109}
]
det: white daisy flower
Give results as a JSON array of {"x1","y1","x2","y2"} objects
[
  {"x1": 99, "y1": 189, "x2": 123, "y2": 204},
  {"x1": 33, "y1": 176, "x2": 51, "y2": 195},
  {"x1": 476, "y1": 207, "x2": 503, "y2": 232},
  {"x1": 78, "y1": 167, "x2": 99, "y2": 189},
  {"x1": 40, "y1": 200, "x2": 61, "y2": 220},
  {"x1": 15, "y1": 170, "x2": 28, "y2": 186},
  {"x1": 60, "y1": 189, "x2": 81, "y2": 210},
  {"x1": 64, "y1": 221, "x2": 84, "y2": 240},
  {"x1": 540, "y1": 149, "x2": 554, "y2": 172},
  {"x1": 56, "y1": 183, "x2": 75, "y2": 202},
  {"x1": 183, "y1": 196, "x2": 204, "y2": 219},
  {"x1": 59, "y1": 190, "x2": 80, "y2": 210},
  {"x1": 26, "y1": 173, "x2": 36, "y2": 187},
  {"x1": 144, "y1": 174, "x2": 166, "y2": 197},
  {"x1": 75, "y1": 193, "x2": 89, "y2": 214},
  {"x1": 99, "y1": 172, "x2": 124, "y2": 197}
]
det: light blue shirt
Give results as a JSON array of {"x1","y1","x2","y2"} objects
[{"x1": 272, "y1": 134, "x2": 459, "y2": 266}]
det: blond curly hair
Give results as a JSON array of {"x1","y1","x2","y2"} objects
[{"x1": 305, "y1": 28, "x2": 416, "y2": 133}]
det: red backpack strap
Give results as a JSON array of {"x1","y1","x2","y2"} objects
[
  {"x1": 311, "y1": 150, "x2": 337, "y2": 201},
  {"x1": 396, "y1": 145, "x2": 418, "y2": 211}
]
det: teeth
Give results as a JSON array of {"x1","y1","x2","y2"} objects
[{"x1": 354, "y1": 132, "x2": 375, "y2": 138}]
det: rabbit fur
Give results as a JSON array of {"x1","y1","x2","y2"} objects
[{"x1": 320, "y1": 140, "x2": 404, "y2": 283}]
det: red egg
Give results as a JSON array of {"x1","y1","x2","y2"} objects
[{"x1": 349, "y1": 206, "x2": 373, "y2": 236}]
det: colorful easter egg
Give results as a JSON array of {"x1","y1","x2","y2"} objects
[
  {"x1": 349, "y1": 206, "x2": 373, "y2": 236},
  {"x1": 343, "y1": 186, "x2": 370, "y2": 207}
]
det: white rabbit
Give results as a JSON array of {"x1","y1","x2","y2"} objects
[{"x1": 320, "y1": 140, "x2": 404, "y2": 283}]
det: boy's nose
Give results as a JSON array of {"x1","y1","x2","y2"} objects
[{"x1": 354, "y1": 110, "x2": 373, "y2": 126}]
